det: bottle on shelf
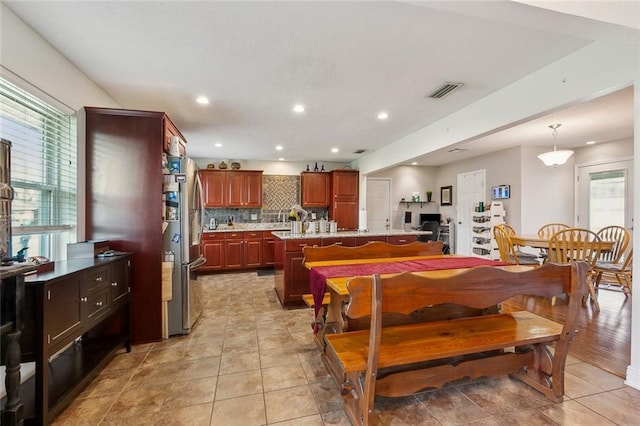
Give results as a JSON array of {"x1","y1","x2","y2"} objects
[{"x1": 314, "y1": 162, "x2": 319, "y2": 172}]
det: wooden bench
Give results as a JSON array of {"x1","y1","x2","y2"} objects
[
  {"x1": 301, "y1": 240, "x2": 444, "y2": 309},
  {"x1": 324, "y1": 261, "x2": 587, "y2": 426}
]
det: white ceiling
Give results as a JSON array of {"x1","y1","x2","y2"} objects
[{"x1": 4, "y1": 1, "x2": 637, "y2": 166}]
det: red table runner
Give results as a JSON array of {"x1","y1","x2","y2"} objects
[{"x1": 309, "y1": 256, "x2": 511, "y2": 332}]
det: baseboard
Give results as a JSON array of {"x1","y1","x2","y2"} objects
[{"x1": 624, "y1": 364, "x2": 640, "y2": 390}]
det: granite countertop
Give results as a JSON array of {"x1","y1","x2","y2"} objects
[
  {"x1": 203, "y1": 222, "x2": 290, "y2": 233},
  {"x1": 271, "y1": 228, "x2": 431, "y2": 240}
]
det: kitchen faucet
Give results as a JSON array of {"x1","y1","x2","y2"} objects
[{"x1": 277, "y1": 208, "x2": 287, "y2": 224}]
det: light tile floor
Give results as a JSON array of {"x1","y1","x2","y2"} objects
[{"x1": 54, "y1": 271, "x2": 640, "y2": 425}]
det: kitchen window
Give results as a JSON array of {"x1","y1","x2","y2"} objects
[{"x1": 0, "y1": 77, "x2": 77, "y2": 261}]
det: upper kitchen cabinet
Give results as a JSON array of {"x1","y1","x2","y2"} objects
[
  {"x1": 329, "y1": 169, "x2": 359, "y2": 230},
  {"x1": 200, "y1": 170, "x2": 226, "y2": 207},
  {"x1": 226, "y1": 170, "x2": 263, "y2": 207},
  {"x1": 301, "y1": 172, "x2": 330, "y2": 207}
]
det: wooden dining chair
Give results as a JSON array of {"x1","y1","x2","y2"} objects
[
  {"x1": 497, "y1": 224, "x2": 540, "y2": 261},
  {"x1": 537, "y1": 223, "x2": 571, "y2": 261},
  {"x1": 593, "y1": 225, "x2": 631, "y2": 293},
  {"x1": 493, "y1": 225, "x2": 540, "y2": 266},
  {"x1": 594, "y1": 248, "x2": 633, "y2": 295},
  {"x1": 548, "y1": 228, "x2": 602, "y2": 310}
]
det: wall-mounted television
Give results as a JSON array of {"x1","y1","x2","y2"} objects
[{"x1": 491, "y1": 184, "x2": 510, "y2": 200}]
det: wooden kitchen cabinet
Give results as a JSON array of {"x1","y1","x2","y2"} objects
[
  {"x1": 200, "y1": 170, "x2": 226, "y2": 208},
  {"x1": 224, "y1": 231, "x2": 244, "y2": 269},
  {"x1": 301, "y1": 172, "x2": 330, "y2": 207},
  {"x1": 23, "y1": 256, "x2": 131, "y2": 424},
  {"x1": 226, "y1": 170, "x2": 263, "y2": 207},
  {"x1": 244, "y1": 231, "x2": 263, "y2": 268},
  {"x1": 329, "y1": 170, "x2": 359, "y2": 230},
  {"x1": 262, "y1": 231, "x2": 276, "y2": 266},
  {"x1": 387, "y1": 235, "x2": 418, "y2": 245},
  {"x1": 274, "y1": 238, "x2": 321, "y2": 306},
  {"x1": 201, "y1": 232, "x2": 225, "y2": 271}
]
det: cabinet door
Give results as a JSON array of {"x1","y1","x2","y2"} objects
[
  {"x1": 285, "y1": 252, "x2": 311, "y2": 301},
  {"x1": 301, "y1": 172, "x2": 330, "y2": 207},
  {"x1": 200, "y1": 170, "x2": 226, "y2": 207},
  {"x1": 45, "y1": 276, "x2": 83, "y2": 353},
  {"x1": 333, "y1": 199, "x2": 359, "y2": 230},
  {"x1": 110, "y1": 258, "x2": 130, "y2": 304},
  {"x1": 225, "y1": 232, "x2": 244, "y2": 269},
  {"x1": 262, "y1": 232, "x2": 276, "y2": 266},
  {"x1": 202, "y1": 241, "x2": 225, "y2": 270},
  {"x1": 244, "y1": 171, "x2": 263, "y2": 207},
  {"x1": 244, "y1": 232, "x2": 262, "y2": 268},
  {"x1": 164, "y1": 118, "x2": 186, "y2": 157},
  {"x1": 332, "y1": 170, "x2": 359, "y2": 197},
  {"x1": 226, "y1": 172, "x2": 244, "y2": 207}
]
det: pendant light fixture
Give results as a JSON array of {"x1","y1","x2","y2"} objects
[{"x1": 537, "y1": 123, "x2": 574, "y2": 166}]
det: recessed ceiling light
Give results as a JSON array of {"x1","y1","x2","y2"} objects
[
  {"x1": 411, "y1": 162, "x2": 418, "y2": 166},
  {"x1": 293, "y1": 104, "x2": 305, "y2": 113},
  {"x1": 586, "y1": 140, "x2": 596, "y2": 145},
  {"x1": 275, "y1": 145, "x2": 283, "y2": 151},
  {"x1": 377, "y1": 112, "x2": 389, "y2": 120},
  {"x1": 196, "y1": 96, "x2": 209, "y2": 105},
  {"x1": 214, "y1": 143, "x2": 223, "y2": 148},
  {"x1": 278, "y1": 157, "x2": 285, "y2": 161},
  {"x1": 331, "y1": 148, "x2": 339, "y2": 153}
]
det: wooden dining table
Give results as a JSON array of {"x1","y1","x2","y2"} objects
[{"x1": 304, "y1": 254, "x2": 532, "y2": 342}]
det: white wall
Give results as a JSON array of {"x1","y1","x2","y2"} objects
[
  {"x1": 435, "y1": 146, "x2": 524, "y2": 229},
  {"x1": 368, "y1": 165, "x2": 438, "y2": 228},
  {"x1": 573, "y1": 137, "x2": 634, "y2": 165}
]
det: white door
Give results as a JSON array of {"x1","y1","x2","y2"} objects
[
  {"x1": 456, "y1": 170, "x2": 486, "y2": 255},
  {"x1": 576, "y1": 159, "x2": 634, "y2": 231},
  {"x1": 366, "y1": 178, "x2": 391, "y2": 231}
]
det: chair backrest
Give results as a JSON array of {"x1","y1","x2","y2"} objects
[
  {"x1": 500, "y1": 223, "x2": 517, "y2": 236},
  {"x1": 548, "y1": 228, "x2": 601, "y2": 268},
  {"x1": 538, "y1": 223, "x2": 570, "y2": 239},
  {"x1": 596, "y1": 225, "x2": 631, "y2": 263},
  {"x1": 302, "y1": 240, "x2": 443, "y2": 263},
  {"x1": 417, "y1": 221, "x2": 440, "y2": 242}
]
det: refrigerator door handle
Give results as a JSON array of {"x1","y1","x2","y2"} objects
[
  {"x1": 193, "y1": 172, "x2": 205, "y2": 244},
  {"x1": 191, "y1": 255, "x2": 206, "y2": 271}
]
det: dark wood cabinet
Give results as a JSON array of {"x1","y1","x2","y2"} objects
[
  {"x1": 329, "y1": 170, "x2": 359, "y2": 230},
  {"x1": 23, "y1": 256, "x2": 131, "y2": 424},
  {"x1": 387, "y1": 235, "x2": 418, "y2": 245},
  {"x1": 301, "y1": 172, "x2": 330, "y2": 207},
  {"x1": 244, "y1": 231, "x2": 263, "y2": 268},
  {"x1": 226, "y1": 170, "x2": 263, "y2": 207},
  {"x1": 201, "y1": 233, "x2": 225, "y2": 271},
  {"x1": 200, "y1": 170, "x2": 226, "y2": 208},
  {"x1": 81, "y1": 107, "x2": 185, "y2": 344},
  {"x1": 199, "y1": 170, "x2": 263, "y2": 208},
  {"x1": 274, "y1": 238, "x2": 320, "y2": 306},
  {"x1": 262, "y1": 231, "x2": 276, "y2": 266},
  {"x1": 224, "y1": 231, "x2": 244, "y2": 269}
]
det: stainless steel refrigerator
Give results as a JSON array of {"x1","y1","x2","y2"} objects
[{"x1": 164, "y1": 156, "x2": 206, "y2": 335}]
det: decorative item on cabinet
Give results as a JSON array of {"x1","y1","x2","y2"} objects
[
  {"x1": 207, "y1": 163, "x2": 215, "y2": 169},
  {"x1": 219, "y1": 161, "x2": 228, "y2": 169},
  {"x1": 231, "y1": 161, "x2": 241, "y2": 170}
]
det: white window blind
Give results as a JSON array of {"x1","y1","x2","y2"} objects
[{"x1": 0, "y1": 77, "x2": 77, "y2": 260}]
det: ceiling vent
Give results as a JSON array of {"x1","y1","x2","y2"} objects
[
  {"x1": 353, "y1": 149, "x2": 367, "y2": 154},
  {"x1": 426, "y1": 82, "x2": 464, "y2": 99}
]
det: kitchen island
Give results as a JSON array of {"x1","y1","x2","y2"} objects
[{"x1": 272, "y1": 228, "x2": 432, "y2": 306}]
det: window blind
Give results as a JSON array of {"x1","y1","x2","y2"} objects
[{"x1": 0, "y1": 77, "x2": 77, "y2": 259}]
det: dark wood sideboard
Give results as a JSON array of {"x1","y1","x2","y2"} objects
[{"x1": 19, "y1": 255, "x2": 131, "y2": 424}]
